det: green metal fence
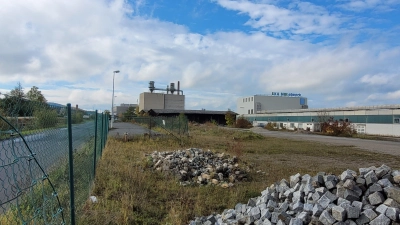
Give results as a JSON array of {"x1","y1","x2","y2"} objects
[
  {"x1": 132, "y1": 115, "x2": 189, "y2": 137},
  {"x1": 0, "y1": 95, "x2": 108, "y2": 224}
]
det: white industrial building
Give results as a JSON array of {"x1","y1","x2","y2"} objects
[
  {"x1": 237, "y1": 93, "x2": 308, "y2": 115},
  {"x1": 241, "y1": 105, "x2": 400, "y2": 137},
  {"x1": 139, "y1": 81, "x2": 185, "y2": 111},
  {"x1": 113, "y1": 103, "x2": 137, "y2": 119}
]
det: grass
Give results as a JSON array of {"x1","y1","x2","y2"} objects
[{"x1": 78, "y1": 123, "x2": 400, "y2": 225}]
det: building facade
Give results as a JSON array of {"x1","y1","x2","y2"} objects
[
  {"x1": 113, "y1": 103, "x2": 137, "y2": 119},
  {"x1": 139, "y1": 92, "x2": 185, "y2": 111},
  {"x1": 237, "y1": 94, "x2": 308, "y2": 115},
  {"x1": 242, "y1": 105, "x2": 400, "y2": 136}
]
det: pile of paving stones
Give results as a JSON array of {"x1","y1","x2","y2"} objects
[
  {"x1": 190, "y1": 165, "x2": 400, "y2": 225},
  {"x1": 147, "y1": 148, "x2": 248, "y2": 187}
]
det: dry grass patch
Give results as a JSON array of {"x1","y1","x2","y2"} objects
[{"x1": 79, "y1": 124, "x2": 400, "y2": 225}]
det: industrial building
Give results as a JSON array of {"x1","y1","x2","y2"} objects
[
  {"x1": 139, "y1": 81, "x2": 231, "y2": 124},
  {"x1": 237, "y1": 93, "x2": 308, "y2": 115},
  {"x1": 139, "y1": 81, "x2": 184, "y2": 111},
  {"x1": 113, "y1": 103, "x2": 137, "y2": 119},
  {"x1": 241, "y1": 105, "x2": 400, "y2": 137}
]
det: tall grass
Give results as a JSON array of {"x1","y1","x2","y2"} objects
[{"x1": 79, "y1": 123, "x2": 400, "y2": 225}]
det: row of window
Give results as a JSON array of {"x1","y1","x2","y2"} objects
[
  {"x1": 243, "y1": 97, "x2": 254, "y2": 103},
  {"x1": 247, "y1": 115, "x2": 400, "y2": 124}
]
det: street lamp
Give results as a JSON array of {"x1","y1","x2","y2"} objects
[{"x1": 111, "y1": 70, "x2": 120, "y2": 128}]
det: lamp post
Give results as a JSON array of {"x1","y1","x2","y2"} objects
[{"x1": 111, "y1": 70, "x2": 120, "y2": 128}]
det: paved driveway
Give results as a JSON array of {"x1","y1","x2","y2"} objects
[{"x1": 249, "y1": 127, "x2": 400, "y2": 156}]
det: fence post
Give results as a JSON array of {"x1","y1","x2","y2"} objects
[
  {"x1": 67, "y1": 103, "x2": 76, "y2": 225},
  {"x1": 93, "y1": 110, "x2": 98, "y2": 177}
]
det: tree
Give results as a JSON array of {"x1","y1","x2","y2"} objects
[
  {"x1": 122, "y1": 106, "x2": 136, "y2": 121},
  {"x1": 225, "y1": 109, "x2": 236, "y2": 126},
  {"x1": 27, "y1": 86, "x2": 47, "y2": 103},
  {"x1": 9, "y1": 82, "x2": 25, "y2": 99}
]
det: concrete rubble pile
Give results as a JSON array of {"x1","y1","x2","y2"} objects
[
  {"x1": 190, "y1": 164, "x2": 400, "y2": 225},
  {"x1": 148, "y1": 148, "x2": 248, "y2": 187}
]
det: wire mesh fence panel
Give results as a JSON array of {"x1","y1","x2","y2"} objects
[
  {"x1": 132, "y1": 115, "x2": 189, "y2": 136},
  {"x1": 0, "y1": 94, "x2": 108, "y2": 224},
  {"x1": 0, "y1": 95, "x2": 66, "y2": 224}
]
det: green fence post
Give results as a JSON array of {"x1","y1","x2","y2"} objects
[
  {"x1": 93, "y1": 110, "x2": 98, "y2": 177},
  {"x1": 67, "y1": 103, "x2": 76, "y2": 225}
]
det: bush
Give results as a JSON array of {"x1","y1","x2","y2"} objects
[
  {"x1": 235, "y1": 116, "x2": 252, "y2": 128},
  {"x1": 264, "y1": 122, "x2": 276, "y2": 130}
]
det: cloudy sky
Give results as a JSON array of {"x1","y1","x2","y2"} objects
[{"x1": 1, "y1": 0, "x2": 399, "y2": 112}]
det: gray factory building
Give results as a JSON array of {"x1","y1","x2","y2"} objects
[{"x1": 139, "y1": 81, "x2": 185, "y2": 111}]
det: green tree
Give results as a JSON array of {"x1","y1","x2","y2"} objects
[
  {"x1": 33, "y1": 107, "x2": 58, "y2": 128},
  {"x1": 9, "y1": 82, "x2": 25, "y2": 99},
  {"x1": 122, "y1": 106, "x2": 136, "y2": 121},
  {"x1": 225, "y1": 109, "x2": 236, "y2": 126},
  {"x1": 27, "y1": 86, "x2": 47, "y2": 103}
]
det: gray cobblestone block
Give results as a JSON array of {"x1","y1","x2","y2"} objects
[
  {"x1": 261, "y1": 219, "x2": 272, "y2": 225},
  {"x1": 383, "y1": 198, "x2": 400, "y2": 208},
  {"x1": 385, "y1": 207, "x2": 399, "y2": 222},
  {"x1": 359, "y1": 167, "x2": 372, "y2": 176},
  {"x1": 291, "y1": 200, "x2": 304, "y2": 212},
  {"x1": 337, "y1": 197, "x2": 350, "y2": 206},
  {"x1": 369, "y1": 183, "x2": 383, "y2": 193},
  {"x1": 337, "y1": 185, "x2": 346, "y2": 199},
  {"x1": 297, "y1": 211, "x2": 311, "y2": 224},
  {"x1": 332, "y1": 206, "x2": 347, "y2": 222},
  {"x1": 393, "y1": 175, "x2": 400, "y2": 184},
  {"x1": 347, "y1": 206, "x2": 360, "y2": 219},
  {"x1": 333, "y1": 222, "x2": 346, "y2": 225},
  {"x1": 369, "y1": 191, "x2": 385, "y2": 205},
  {"x1": 319, "y1": 210, "x2": 336, "y2": 225},
  {"x1": 340, "y1": 169, "x2": 357, "y2": 181},
  {"x1": 289, "y1": 218, "x2": 303, "y2": 225},
  {"x1": 313, "y1": 204, "x2": 325, "y2": 217},
  {"x1": 362, "y1": 208, "x2": 378, "y2": 221},
  {"x1": 326, "y1": 180, "x2": 338, "y2": 190},
  {"x1": 304, "y1": 203, "x2": 314, "y2": 212},
  {"x1": 384, "y1": 186, "x2": 400, "y2": 203},
  {"x1": 249, "y1": 207, "x2": 261, "y2": 221},
  {"x1": 266, "y1": 200, "x2": 277, "y2": 209},
  {"x1": 365, "y1": 170, "x2": 378, "y2": 186},
  {"x1": 355, "y1": 177, "x2": 365, "y2": 185},
  {"x1": 377, "y1": 178, "x2": 393, "y2": 188},
  {"x1": 375, "y1": 204, "x2": 388, "y2": 215},
  {"x1": 344, "y1": 219, "x2": 357, "y2": 225},
  {"x1": 313, "y1": 191, "x2": 324, "y2": 202},
  {"x1": 355, "y1": 213, "x2": 370, "y2": 225},
  {"x1": 351, "y1": 201, "x2": 363, "y2": 210},
  {"x1": 369, "y1": 214, "x2": 391, "y2": 225},
  {"x1": 290, "y1": 173, "x2": 301, "y2": 187},
  {"x1": 276, "y1": 219, "x2": 285, "y2": 225},
  {"x1": 318, "y1": 195, "x2": 332, "y2": 209},
  {"x1": 344, "y1": 189, "x2": 360, "y2": 202}
]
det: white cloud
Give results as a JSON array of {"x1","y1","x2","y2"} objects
[
  {"x1": 215, "y1": 0, "x2": 344, "y2": 36},
  {"x1": 0, "y1": 0, "x2": 399, "y2": 111},
  {"x1": 360, "y1": 73, "x2": 394, "y2": 85},
  {"x1": 338, "y1": 0, "x2": 400, "y2": 11}
]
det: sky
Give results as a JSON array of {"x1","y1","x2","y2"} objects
[{"x1": 1, "y1": 0, "x2": 399, "y2": 112}]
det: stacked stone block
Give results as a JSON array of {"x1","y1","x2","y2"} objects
[{"x1": 190, "y1": 165, "x2": 400, "y2": 225}]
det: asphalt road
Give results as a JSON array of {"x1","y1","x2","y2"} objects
[
  {"x1": 0, "y1": 122, "x2": 95, "y2": 209},
  {"x1": 249, "y1": 127, "x2": 400, "y2": 156}
]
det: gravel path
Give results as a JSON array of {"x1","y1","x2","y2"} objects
[{"x1": 249, "y1": 127, "x2": 400, "y2": 156}]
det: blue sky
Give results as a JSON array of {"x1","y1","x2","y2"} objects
[{"x1": 1, "y1": 0, "x2": 399, "y2": 112}]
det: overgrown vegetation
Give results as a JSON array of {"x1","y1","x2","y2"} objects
[
  {"x1": 79, "y1": 123, "x2": 400, "y2": 225},
  {"x1": 320, "y1": 117, "x2": 356, "y2": 137},
  {"x1": 235, "y1": 116, "x2": 252, "y2": 128}
]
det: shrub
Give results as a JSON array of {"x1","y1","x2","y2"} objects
[{"x1": 235, "y1": 116, "x2": 252, "y2": 128}]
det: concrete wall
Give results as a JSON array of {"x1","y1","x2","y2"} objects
[
  {"x1": 164, "y1": 94, "x2": 184, "y2": 110},
  {"x1": 139, "y1": 92, "x2": 185, "y2": 111},
  {"x1": 237, "y1": 95, "x2": 307, "y2": 115}
]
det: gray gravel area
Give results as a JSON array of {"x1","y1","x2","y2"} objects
[{"x1": 250, "y1": 127, "x2": 400, "y2": 156}]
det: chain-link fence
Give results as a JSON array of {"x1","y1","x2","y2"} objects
[
  {"x1": 0, "y1": 95, "x2": 108, "y2": 224},
  {"x1": 132, "y1": 115, "x2": 189, "y2": 139}
]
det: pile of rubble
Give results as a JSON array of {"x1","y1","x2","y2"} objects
[
  {"x1": 190, "y1": 165, "x2": 400, "y2": 225},
  {"x1": 147, "y1": 148, "x2": 248, "y2": 187}
]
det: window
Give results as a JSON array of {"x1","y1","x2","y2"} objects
[
  {"x1": 251, "y1": 97, "x2": 253, "y2": 101},
  {"x1": 243, "y1": 98, "x2": 245, "y2": 103},
  {"x1": 395, "y1": 118, "x2": 400, "y2": 124},
  {"x1": 248, "y1": 110, "x2": 250, "y2": 114},
  {"x1": 298, "y1": 123, "x2": 303, "y2": 129},
  {"x1": 251, "y1": 109, "x2": 253, "y2": 114},
  {"x1": 290, "y1": 123, "x2": 294, "y2": 128}
]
